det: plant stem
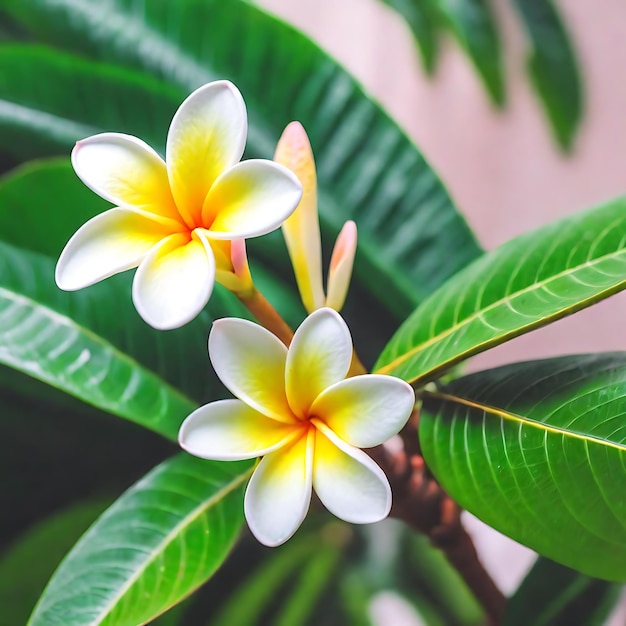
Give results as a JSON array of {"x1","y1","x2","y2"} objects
[
  {"x1": 369, "y1": 413, "x2": 506, "y2": 626},
  {"x1": 237, "y1": 288, "x2": 295, "y2": 346}
]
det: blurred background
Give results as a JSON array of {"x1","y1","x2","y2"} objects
[{"x1": 259, "y1": 0, "x2": 626, "y2": 618}]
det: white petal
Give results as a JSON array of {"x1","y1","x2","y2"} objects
[
  {"x1": 312, "y1": 422, "x2": 391, "y2": 524},
  {"x1": 178, "y1": 399, "x2": 302, "y2": 460},
  {"x1": 132, "y1": 229, "x2": 215, "y2": 329},
  {"x1": 71, "y1": 133, "x2": 181, "y2": 224},
  {"x1": 201, "y1": 160, "x2": 302, "y2": 239},
  {"x1": 208, "y1": 318, "x2": 295, "y2": 424},
  {"x1": 55, "y1": 208, "x2": 170, "y2": 290},
  {"x1": 244, "y1": 430, "x2": 314, "y2": 546},
  {"x1": 166, "y1": 80, "x2": 247, "y2": 228},
  {"x1": 286, "y1": 308, "x2": 353, "y2": 418},
  {"x1": 310, "y1": 374, "x2": 415, "y2": 448}
]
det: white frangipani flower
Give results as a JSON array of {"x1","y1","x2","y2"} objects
[
  {"x1": 179, "y1": 308, "x2": 415, "y2": 546},
  {"x1": 56, "y1": 80, "x2": 302, "y2": 330}
]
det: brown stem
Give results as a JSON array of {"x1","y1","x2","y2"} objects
[
  {"x1": 369, "y1": 414, "x2": 506, "y2": 626},
  {"x1": 237, "y1": 289, "x2": 294, "y2": 346}
]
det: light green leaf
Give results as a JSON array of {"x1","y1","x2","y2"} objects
[
  {"x1": 503, "y1": 557, "x2": 621, "y2": 626},
  {"x1": 375, "y1": 197, "x2": 626, "y2": 384},
  {"x1": 431, "y1": 0, "x2": 505, "y2": 105},
  {"x1": 510, "y1": 0, "x2": 583, "y2": 151},
  {"x1": 1, "y1": 1, "x2": 482, "y2": 324},
  {"x1": 420, "y1": 353, "x2": 626, "y2": 580},
  {"x1": 29, "y1": 454, "x2": 253, "y2": 626},
  {"x1": 0, "y1": 240, "x2": 200, "y2": 438}
]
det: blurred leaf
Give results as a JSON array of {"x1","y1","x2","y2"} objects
[
  {"x1": 432, "y1": 0, "x2": 505, "y2": 105},
  {"x1": 29, "y1": 454, "x2": 252, "y2": 626},
  {"x1": 503, "y1": 557, "x2": 621, "y2": 626},
  {"x1": 2, "y1": 0, "x2": 482, "y2": 330},
  {"x1": 510, "y1": 0, "x2": 583, "y2": 151},
  {"x1": 375, "y1": 197, "x2": 626, "y2": 384},
  {"x1": 0, "y1": 498, "x2": 110, "y2": 626},
  {"x1": 420, "y1": 353, "x2": 626, "y2": 580},
  {"x1": 380, "y1": 0, "x2": 440, "y2": 73}
]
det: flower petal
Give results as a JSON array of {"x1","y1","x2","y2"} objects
[
  {"x1": 325, "y1": 220, "x2": 357, "y2": 312},
  {"x1": 310, "y1": 374, "x2": 415, "y2": 448},
  {"x1": 55, "y1": 208, "x2": 171, "y2": 290},
  {"x1": 312, "y1": 422, "x2": 391, "y2": 524},
  {"x1": 71, "y1": 133, "x2": 180, "y2": 224},
  {"x1": 275, "y1": 122, "x2": 325, "y2": 313},
  {"x1": 179, "y1": 399, "x2": 302, "y2": 460},
  {"x1": 132, "y1": 229, "x2": 215, "y2": 329},
  {"x1": 208, "y1": 318, "x2": 295, "y2": 423},
  {"x1": 201, "y1": 160, "x2": 302, "y2": 239},
  {"x1": 166, "y1": 81, "x2": 247, "y2": 228},
  {"x1": 245, "y1": 429, "x2": 314, "y2": 546},
  {"x1": 286, "y1": 308, "x2": 353, "y2": 418}
]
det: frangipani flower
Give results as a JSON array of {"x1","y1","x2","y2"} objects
[
  {"x1": 179, "y1": 308, "x2": 415, "y2": 546},
  {"x1": 56, "y1": 81, "x2": 303, "y2": 330},
  {"x1": 274, "y1": 122, "x2": 357, "y2": 313}
]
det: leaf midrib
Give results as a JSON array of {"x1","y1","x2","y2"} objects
[
  {"x1": 376, "y1": 248, "x2": 626, "y2": 378},
  {"x1": 0, "y1": 286, "x2": 196, "y2": 432},
  {"x1": 424, "y1": 390, "x2": 626, "y2": 452}
]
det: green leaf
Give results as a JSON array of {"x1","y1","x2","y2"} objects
[
  {"x1": 419, "y1": 353, "x2": 626, "y2": 580},
  {"x1": 29, "y1": 454, "x2": 253, "y2": 626},
  {"x1": 0, "y1": 240, "x2": 201, "y2": 439},
  {"x1": 1, "y1": 1, "x2": 481, "y2": 322},
  {"x1": 375, "y1": 197, "x2": 626, "y2": 384},
  {"x1": 0, "y1": 499, "x2": 110, "y2": 626},
  {"x1": 380, "y1": 0, "x2": 440, "y2": 74},
  {"x1": 431, "y1": 0, "x2": 505, "y2": 105},
  {"x1": 503, "y1": 557, "x2": 621, "y2": 626},
  {"x1": 510, "y1": 0, "x2": 583, "y2": 151},
  {"x1": 0, "y1": 44, "x2": 182, "y2": 159}
]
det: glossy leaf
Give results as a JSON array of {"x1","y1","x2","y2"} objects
[
  {"x1": 1, "y1": 1, "x2": 482, "y2": 322},
  {"x1": 420, "y1": 353, "x2": 626, "y2": 580},
  {"x1": 432, "y1": 0, "x2": 505, "y2": 105},
  {"x1": 376, "y1": 197, "x2": 626, "y2": 384},
  {"x1": 29, "y1": 454, "x2": 253, "y2": 626},
  {"x1": 380, "y1": 0, "x2": 440, "y2": 74},
  {"x1": 510, "y1": 0, "x2": 583, "y2": 151},
  {"x1": 0, "y1": 240, "x2": 201, "y2": 438},
  {"x1": 503, "y1": 557, "x2": 621, "y2": 626}
]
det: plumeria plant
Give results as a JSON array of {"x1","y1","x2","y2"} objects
[{"x1": 0, "y1": 2, "x2": 625, "y2": 626}]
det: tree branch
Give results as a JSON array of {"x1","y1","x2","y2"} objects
[{"x1": 369, "y1": 412, "x2": 506, "y2": 626}]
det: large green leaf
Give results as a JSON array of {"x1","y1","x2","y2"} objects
[
  {"x1": 1, "y1": 1, "x2": 482, "y2": 322},
  {"x1": 375, "y1": 197, "x2": 626, "y2": 384},
  {"x1": 503, "y1": 557, "x2": 621, "y2": 626},
  {"x1": 432, "y1": 0, "x2": 504, "y2": 105},
  {"x1": 0, "y1": 240, "x2": 204, "y2": 438},
  {"x1": 29, "y1": 454, "x2": 253, "y2": 626},
  {"x1": 419, "y1": 353, "x2": 626, "y2": 580},
  {"x1": 510, "y1": 0, "x2": 583, "y2": 151}
]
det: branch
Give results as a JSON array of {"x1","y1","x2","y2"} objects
[{"x1": 369, "y1": 412, "x2": 506, "y2": 626}]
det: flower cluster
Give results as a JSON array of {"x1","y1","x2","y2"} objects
[{"x1": 59, "y1": 80, "x2": 415, "y2": 546}]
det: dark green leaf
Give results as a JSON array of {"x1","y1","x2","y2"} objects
[
  {"x1": 2, "y1": 0, "x2": 481, "y2": 324},
  {"x1": 0, "y1": 499, "x2": 110, "y2": 626},
  {"x1": 431, "y1": 0, "x2": 505, "y2": 105},
  {"x1": 29, "y1": 454, "x2": 252, "y2": 626},
  {"x1": 510, "y1": 0, "x2": 583, "y2": 151},
  {"x1": 375, "y1": 197, "x2": 626, "y2": 384},
  {"x1": 380, "y1": 0, "x2": 440, "y2": 74},
  {"x1": 420, "y1": 353, "x2": 626, "y2": 580},
  {"x1": 503, "y1": 557, "x2": 621, "y2": 626}
]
